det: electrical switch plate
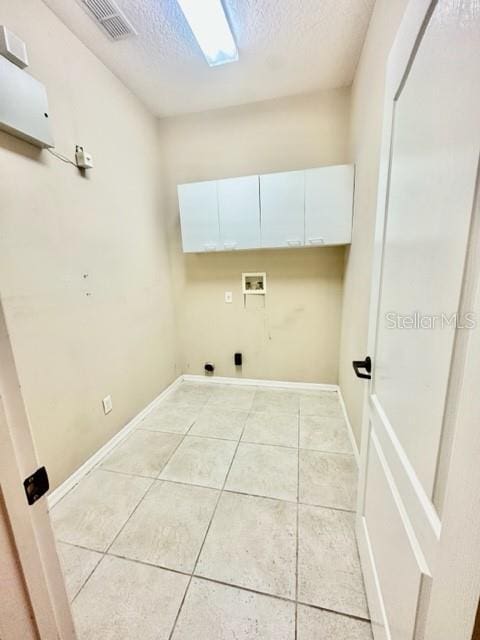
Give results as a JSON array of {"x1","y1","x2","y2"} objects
[
  {"x1": 102, "y1": 395, "x2": 113, "y2": 414},
  {"x1": 225, "y1": 291, "x2": 233, "y2": 303}
]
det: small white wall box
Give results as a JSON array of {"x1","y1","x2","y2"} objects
[
  {"x1": 75, "y1": 146, "x2": 93, "y2": 169},
  {"x1": 242, "y1": 272, "x2": 266, "y2": 295},
  {"x1": 0, "y1": 26, "x2": 28, "y2": 68},
  {"x1": 0, "y1": 56, "x2": 53, "y2": 148}
]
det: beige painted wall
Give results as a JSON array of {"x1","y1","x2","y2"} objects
[
  {"x1": 159, "y1": 89, "x2": 351, "y2": 383},
  {"x1": 338, "y1": 0, "x2": 409, "y2": 445},
  {"x1": 0, "y1": 1, "x2": 177, "y2": 489}
]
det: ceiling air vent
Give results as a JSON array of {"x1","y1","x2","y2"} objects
[{"x1": 79, "y1": 0, "x2": 137, "y2": 40}]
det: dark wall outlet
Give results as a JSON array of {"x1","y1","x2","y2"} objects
[{"x1": 234, "y1": 352, "x2": 242, "y2": 366}]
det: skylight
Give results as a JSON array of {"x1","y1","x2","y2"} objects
[{"x1": 176, "y1": 0, "x2": 238, "y2": 67}]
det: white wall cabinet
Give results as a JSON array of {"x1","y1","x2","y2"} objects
[
  {"x1": 177, "y1": 164, "x2": 353, "y2": 253},
  {"x1": 217, "y1": 175, "x2": 260, "y2": 250},
  {"x1": 259, "y1": 170, "x2": 305, "y2": 248},
  {"x1": 305, "y1": 165, "x2": 353, "y2": 245},
  {"x1": 177, "y1": 180, "x2": 220, "y2": 252}
]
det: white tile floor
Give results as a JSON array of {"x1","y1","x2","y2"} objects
[{"x1": 51, "y1": 381, "x2": 372, "y2": 640}]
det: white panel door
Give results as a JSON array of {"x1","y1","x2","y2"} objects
[
  {"x1": 355, "y1": 2, "x2": 480, "y2": 640},
  {"x1": 260, "y1": 170, "x2": 305, "y2": 248},
  {"x1": 305, "y1": 164, "x2": 353, "y2": 245},
  {"x1": 0, "y1": 301, "x2": 76, "y2": 639},
  {"x1": 177, "y1": 180, "x2": 220, "y2": 252},
  {"x1": 217, "y1": 175, "x2": 260, "y2": 250}
]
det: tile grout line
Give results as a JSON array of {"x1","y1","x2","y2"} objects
[
  {"x1": 137, "y1": 424, "x2": 355, "y2": 456},
  {"x1": 190, "y1": 574, "x2": 373, "y2": 624},
  {"x1": 166, "y1": 398, "x2": 254, "y2": 640},
  {"x1": 106, "y1": 428, "x2": 191, "y2": 553},
  {"x1": 57, "y1": 468, "x2": 356, "y2": 516},
  {"x1": 97, "y1": 463, "x2": 358, "y2": 511},
  {"x1": 69, "y1": 418, "x2": 194, "y2": 606},
  {"x1": 62, "y1": 537, "x2": 372, "y2": 625},
  {"x1": 69, "y1": 553, "x2": 103, "y2": 604}
]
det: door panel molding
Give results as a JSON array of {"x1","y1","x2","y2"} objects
[
  {"x1": 357, "y1": 513, "x2": 389, "y2": 640},
  {"x1": 370, "y1": 394, "x2": 441, "y2": 567},
  {"x1": 365, "y1": 434, "x2": 425, "y2": 637}
]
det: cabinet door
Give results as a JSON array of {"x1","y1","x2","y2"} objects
[
  {"x1": 217, "y1": 175, "x2": 260, "y2": 250},
  {"x1": 260, "y1": 171, "x2": 305, "y2": 248},
  {"x1": 177, "y1": 180, "x2": 220, "y2": 252},
  {"x1": 305, "y1": 165, "x2": 354, "y2": 245}
]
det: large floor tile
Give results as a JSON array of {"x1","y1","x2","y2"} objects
[
  {"x1": 299, "y1": 391, "x2": 343, "y2": 417},
  {"x1": 299, "y1": 450, "x2": 357, "y2": 510},
  {"x1": 172, "y1": 578, "x2": 295, "y2": 640},
  {"x1": 196, "y1": 492, "x2": 297, "y2": 599},
  {"x1": 176, "y1": 382, "x2": 214, "y2": 396},
  {"x1": 51, "y1": 470, "x2": 152, "y2": 551},
  {"x1": 72, "y1": 555, "x2": 189, "y2": 640},
  {"x1": 110, "y1": 481, "x2": 218, "y2": 572},
  {"x1": 298, "y1": 505, "x2": 368, "y2": 618},
  {"x1": 297, "y1": 605, "x2": 372, "y2": 639},
  {"x1": 207, "y1": 385, "x2": 256, "y2": 410},
  {"x1": 168, "y1": 385, "x2": 211, "y2": 405},
  {"x1": 252, "y1": 388, "x2": 300, "y2": 414},
  {"x1": 57, "y1": 542, "x2": 102, "y2": 601},
  {"x1": 189, "y1": 407, "x2": 248, "y2": 440},
  {"x1": 139, "y1": 404, "x2": 199, "y2": 434},
  {"x1": 225, "y1": 443, "x2": 298, "y2": 502},
  {"x1": 242, "y1": 412, "x2": 298, "y2": 448},
  {"x1": 160, "y1": 436, "x2": 237, "y2": 489},
  {"x1": 101, "y1": 430, "x2": 182, "y2": 477},
  {"x1": 300, "y1": 416, "x2": 352, "y2": 454}
]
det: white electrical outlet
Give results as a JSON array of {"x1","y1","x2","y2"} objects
[
  {"x1": 225, "y1": 291, "x2": 233, "y2": 303},
  {"x1": 102, "y1": 395, "x2": 112, "y2": 414}
]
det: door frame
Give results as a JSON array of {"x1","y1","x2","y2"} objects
[
  {"x1": 0, "y1": 298, "x2": 76, "y2": 639},
  {"x1": 355, "y1": 0, "x2": 480, "y2": 638}
]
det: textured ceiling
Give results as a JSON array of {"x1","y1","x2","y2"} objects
[{"x1": 42, "y1": 0, "x2": 375, "y2": 117}]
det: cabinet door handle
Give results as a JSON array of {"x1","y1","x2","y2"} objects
[
  {"x1": 308, "y1": 237, "x2": 325, "y2": 245},
  {"x1": 286, "y1": 239, "x2": 302, "y2": 246},
  {"x1": 204, "y1": 243, "x2": 217, "y2": 251},
  {"x1": 223, "y1": 242, "x2": 237, "y2": 250}
]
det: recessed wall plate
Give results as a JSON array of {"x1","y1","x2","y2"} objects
[{"x1": 242, "y1": 272, "x2": 266, "y2": 295}]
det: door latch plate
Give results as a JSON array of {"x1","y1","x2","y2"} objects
[{"x1": 23, "y1": 466, "x2": 49, "y2": 505}]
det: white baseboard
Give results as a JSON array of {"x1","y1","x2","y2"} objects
[
  {"x1": 47, "y1": 376, "x2": 183, "y2": 510},
  {"x1": 337, "y1": 386, "x2": 360, "y2": 464},
  {"x1": 182, "y1": 373, "x2": 338, "y2": 392}
]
